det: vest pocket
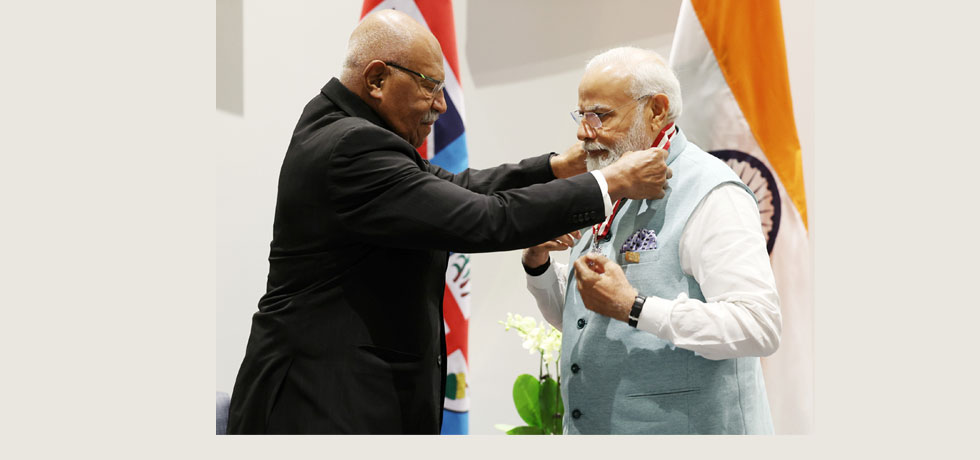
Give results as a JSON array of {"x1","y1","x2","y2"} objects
[
  {"x1": 619, "y1": 249, "x2": 663, "y2": 266},
  {"x1": 623, "y1": 255, "x2": 683, "y2": 298},
  {"x1": 626, "y1": 388, "x2": 701, "y2": 398},
  {"x1": 613, "y1": 386, "x2": 697, "y2": 434}
]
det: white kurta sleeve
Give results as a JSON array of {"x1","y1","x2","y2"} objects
[
  {"x1": 635, "y1": 183, "x2": 782, "y2": 360},
  {"x1": 525, "y1": 259, "x2": 569, "y2": 330}
]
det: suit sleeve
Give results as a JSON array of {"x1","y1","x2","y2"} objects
[
  {"x1": 423, "y1": 154, "x2": 557, "y2": 195},
  {"x1": 323, "y1": 127, "x2": 604, "y2": 253}
]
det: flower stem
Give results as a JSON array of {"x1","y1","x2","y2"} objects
[{"x1": 538, "y1": 351, "x2": 544, "y2": 380}]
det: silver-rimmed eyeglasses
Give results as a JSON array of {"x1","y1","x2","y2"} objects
[{"x1": 570, "y1": 94, "x2": 653, "y2": 131}]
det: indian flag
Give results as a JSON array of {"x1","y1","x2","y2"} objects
[{"x1": 669, "y1": 0, "x2": 813, "y2": 434}]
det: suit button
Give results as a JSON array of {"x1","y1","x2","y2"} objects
[
  {"x1": 571, "y1": 363, "x2": 580, "y2": 373},
  {"x1": 577, "y1": 318, "x2": 586, "y2": 329},
  {"x1": 436, "y1": 355, "x2": 442, "y2": 367},
  {"x1": 572, "y1": 409, "x2": 582, "y2": 419}
]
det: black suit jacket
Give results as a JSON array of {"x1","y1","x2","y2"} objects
[{"x1": 227, "y1": 78, "x2": 605, "y2": 434}]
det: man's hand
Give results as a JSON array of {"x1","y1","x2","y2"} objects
[
  {"x1": 573, "y1": 252, "x2": 638, "y2": 322},
  {"x1": 600, "y1": 147, "x2": 672, "y2": 201},
  {"x1": 522, "y1": 230, "x2": 582, "y2": 269},
  {"x1": 549, "y1": 142, "x2": 588, "y2": 179}
]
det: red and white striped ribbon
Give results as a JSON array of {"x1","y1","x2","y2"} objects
[{"x1": 591, "y1": 122, "x2": 677, "y2": 250}]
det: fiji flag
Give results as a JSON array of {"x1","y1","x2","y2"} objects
[{"x1": 360, "y1": 0, "x2": 471, "y2": 434}]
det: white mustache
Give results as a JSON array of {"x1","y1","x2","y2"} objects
[
  {"x1": 583, "y1": 141, "x2": 610, "y2": 152},
  {"x1": 421, "y1": 110, "x2": 440, "y2": 124}
]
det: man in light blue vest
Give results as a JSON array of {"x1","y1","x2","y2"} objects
[{"x1": 523, "y1": 47, "x2": 781, "y2": 434}]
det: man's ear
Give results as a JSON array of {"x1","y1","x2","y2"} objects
[
  {"x1": 363, "y1": 60, "x2": 387, "y2": 100},
  {"x1": 648, "y1": 94, "x2": 670, "y2": 128}
]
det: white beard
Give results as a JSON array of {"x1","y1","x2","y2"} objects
[
  {"x1": 584, "y1": 108, "x2": 654, "y2": 172},
  {"x1": 584, "y1": 147, "x2": 620, "y2": 171}
]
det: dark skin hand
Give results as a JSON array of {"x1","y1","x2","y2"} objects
[{"x1": 549, "y1": 141, "x2": 589, "y2": 179}]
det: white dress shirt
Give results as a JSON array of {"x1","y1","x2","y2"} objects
[
  {"x1": 526, "y1": 183, "x2": 781, "y2": 360},
  {"x1": 590, "y1": 170, "x2": 613, "y2": 216}
]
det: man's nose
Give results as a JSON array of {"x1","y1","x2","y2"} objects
[
  {"x1": 577, "y1": 121, "x2": 596, "y2": 141},
  {"x1": 431, "y1": 90, "x2": 448, "y2": 114}
]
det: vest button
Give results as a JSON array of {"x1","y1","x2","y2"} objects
[
  {"x1": 571, "y1": 409, "x2": 582, "y2": 419},
  {"x1": 577, "y1": 318, "x2": 586, "y2": 329},
  {"x1": 571, "y1": 363, "x2": 580, "y2": 373}
]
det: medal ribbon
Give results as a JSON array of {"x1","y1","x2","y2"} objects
[{"x1": 591, "y1": 123, "x2": 676, "y2": 250}]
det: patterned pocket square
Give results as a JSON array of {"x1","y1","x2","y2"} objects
[{"x1": 620, "y1": 228, "x2": 658, "y2": 254}]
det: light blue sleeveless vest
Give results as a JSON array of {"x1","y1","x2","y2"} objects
[{"x1": 561, "y1": 129, "x2": 774, "y2": 434}]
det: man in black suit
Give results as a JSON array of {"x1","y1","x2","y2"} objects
[{"x1": 227, "y1": 9, "x2": 672, "y2": 434}]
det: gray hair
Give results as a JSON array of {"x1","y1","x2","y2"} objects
[{"x1": 585, "y1": 47, "x2": 683, "y2": 122}]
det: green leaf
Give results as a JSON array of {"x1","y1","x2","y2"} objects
[
  {"x1": 539, "y1": 375, "x2": 562, "y2": 434},
  {"x1": 512, "y1": 374, "x2": 541, "y2": 427},
  {"x1": 493, "y1": 424, "x2": 516, "y2": 432},
  {"x1": 506, "y1": 425, "x2": 546, "y2": 435}
]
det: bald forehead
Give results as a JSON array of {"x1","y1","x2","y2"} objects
[
  {"x1": 403, "y1": 37, "x2": 445, "y2": 79},
  {"x1": 350, "y1": 10, "x2": 444, "y2": 76},
  {"x1": 358, "y1": 9, "x2": 425, "y2": 35},
  {"x1": 407, "y1": 30, "x2": 442, "y2": 61}
]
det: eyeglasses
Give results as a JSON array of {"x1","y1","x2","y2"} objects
[
  {"x1": 385, "y1": 62, "x2": 446, "y2": 98},
  {"x1": 570, "y1": 94, "x2": 653, "y2": 131}
]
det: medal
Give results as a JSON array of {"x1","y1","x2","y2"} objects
[
  {"x1": 591, "y1": 198, "x2": 624, "y2": 254},
  {"x1": 590, "y1": 233, "x2": 602, "y2": 254}
]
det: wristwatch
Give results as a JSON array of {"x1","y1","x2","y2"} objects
[{"x1": 628, "y1": 295, "x2": 646, "y2": 328}]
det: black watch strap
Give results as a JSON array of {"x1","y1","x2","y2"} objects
[{"x1": 628, "y1": 295, "x2": 646, "y2": 328}]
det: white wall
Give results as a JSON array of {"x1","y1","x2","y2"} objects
[{"x1": 216, "y1": 0, "x2": 814, "y2": 435}]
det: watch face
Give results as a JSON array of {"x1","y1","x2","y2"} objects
[{"x1": 709, "y1": 150, "x2": 782, "y2": 255}]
